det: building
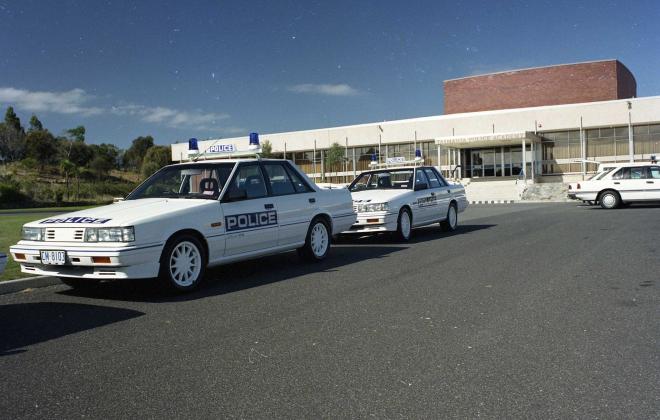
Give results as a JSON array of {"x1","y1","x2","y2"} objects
[{"x1": 170, "y1": 60, "x2": 660, "y2": 185}]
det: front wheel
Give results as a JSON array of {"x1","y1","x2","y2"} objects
[
  {"x1": 158, "y1": 235, "x2": 206, "y2": 292},
  {"x1": 395, "y1": 208, "x2": 412, "y2": 242},
  {"x1": 298, "y1": 218, "x2": 330, "y2": 261},
  {"x1": 440, "y1": 203, "x2": 458, "y2": 232},
  {"x1": 599, "y1": 191, "x2": 621, "y2": 209}
]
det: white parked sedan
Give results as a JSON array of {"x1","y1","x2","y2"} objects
[
  {"x1": 568, "y1": 162, "x2": 660, "y2": 209},
  {"x1": 10, "y1": 159, "x2": 356, "y2": 291},
  {"x1": 343, "y1": 165, "x2": 468, "y2": 240}
]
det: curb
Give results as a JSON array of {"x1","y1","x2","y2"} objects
[
  {"x1": 470, "y1": 200, "x2": 517, "y2": 204},
  {"x1": 0, "y1": 276, "x2": 61, "y2": 295}
]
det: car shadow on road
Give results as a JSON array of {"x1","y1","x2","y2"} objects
[
  {"x1": 0, "y1": 302, "x2": 144, "y2": 356},
  {"x1": 58, "y1": 244, "x2": 408, "y2": 303},
  {"x1": 334, "y1": 223, "x2": 496, "y2": 245},
  {"x1": 583, "y1": 203, "x2": 660, "y2": 210}
]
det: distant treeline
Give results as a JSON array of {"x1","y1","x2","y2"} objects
[{"x1": 0, "y1": 106, "x2": 171, "y2": 208}]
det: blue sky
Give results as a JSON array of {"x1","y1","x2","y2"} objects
[{"x1": 1, "y1": 0, "x2": 658, "y2": 148}]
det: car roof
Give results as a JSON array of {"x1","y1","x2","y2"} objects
[
  {"x1": 168, "y1": 158, "x2": 288, "y2": 167},
  {"x1": 361, "y1": 165, "x2": 430, "y2": 173},
  {"x1": 606, "y1": 162, "x2": 659, "y2": 168}
]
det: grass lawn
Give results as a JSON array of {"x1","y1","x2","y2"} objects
[{"x1": 0, "y1": 206, "x2": 98, "y2": 281}]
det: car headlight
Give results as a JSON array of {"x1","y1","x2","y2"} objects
[
  {"x1": 85, "y1": 227, "x2": 135, "y2": 242},
  {"x1": 357, "y1": 202, "x2": 389, "y2": 212},
  {"x1": 22, "y1": 227, "x2": 45, "y2": 241}
]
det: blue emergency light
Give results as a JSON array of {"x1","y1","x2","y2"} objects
[
  {"x1": 188, "y1": 138, "x2": 199, "y2": 155},
  {"x1": 249, "y1": 132, "x2": 260, "y2": 150}
]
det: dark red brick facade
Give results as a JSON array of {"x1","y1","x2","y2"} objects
[{"x1": 444, "y1": 60, "x2": 636, "y2": 114}]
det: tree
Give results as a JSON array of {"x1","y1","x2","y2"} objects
[
  {"x1": 89, "y1": 143, "x2": 120, "y2": 179},
  {"x1": 66, "y1": 126, "x2": 85, "y2": 142},
  {"x1": 59, "y1": 159, "x2": 76, "y2": 200},
  {"x1": 28, "y1": 115, "x2": 43, "y2": 132},
  {"x1": 24, "y1": 130, "x2": 57, "y2": 168},
  {"x1": 140, "y1": 145, "x2": 170, "y2": 178},
  {"x1": 0, "y1": 123, "x2": 25, "y2": 162},
  {"x1": 4, "y1": 107, "x2": 23, "y2": 134},
  {"x1": 124, "y1": 135, "x2": 154, "y2": 171},
  {"x1": 66, "y1": 139, "x2": 93, "y2": 167},
  {"x1": 260, "y1": 140, "x2": 274, "y2": 158},
  {"x1": 325, "y1": 142, "x2": 345, "y2": 179}
]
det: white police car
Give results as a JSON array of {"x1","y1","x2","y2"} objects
[
  {"x1": 569, "y1": 161, "x2": 660, "y2": 209},
  {"x1": 10, "y1": 157, "x2": 355, "y2": 292},
  {"x1": 343, "y1": 162, "x2": 468, "y2": 240}
]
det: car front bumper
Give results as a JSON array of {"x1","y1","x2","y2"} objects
[
  {"x1": 9, "y1": 242, "x2": 163, "y2": 279},
  {"x1": 342, "y1": 212, "x2": 398, "y2": 234}
]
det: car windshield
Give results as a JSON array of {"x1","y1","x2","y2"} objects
[
  {"x1": 349, "y1": 169, "x2": 414, "y2": 191},
  {"x1": 126, "y1": 163, "x2": 235, "y2": 200}
]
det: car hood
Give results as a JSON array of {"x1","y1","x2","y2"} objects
[
  {"x1": 350, "y1": 189, "x2": 411, "y2": 203},
  {"x1": 25, "y1": 198, "x2": 217, "y2": 227}
]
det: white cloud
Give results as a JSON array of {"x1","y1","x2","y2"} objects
[
  {"x1": 0, "y1": 87, "x2": 103, "y2": 116},
  {"x1": 111, "y1": 104, "x2": 229, "y2": 130},
  {"x1": 288, "y1": 83, "x2": 361, "y2": 96},
  {"x1": 0, "y1": 86, "x2": 233, "y2": 131}
]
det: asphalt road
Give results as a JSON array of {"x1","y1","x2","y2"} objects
[{"x1": 1, "y1": 203, "x2": 658, "y2": 419}]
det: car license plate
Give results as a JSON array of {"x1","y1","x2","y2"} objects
[{"x1": 40, "y1": 250, "x2": 66, "y2": 265}]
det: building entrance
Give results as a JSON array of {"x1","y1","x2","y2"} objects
[{"x1": 464, "y1": 146, "x2": 531, "y2": 178}]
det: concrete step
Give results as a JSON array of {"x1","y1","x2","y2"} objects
[{"x1": 464, "y1": 180, "x2": 522, "y2": 202}]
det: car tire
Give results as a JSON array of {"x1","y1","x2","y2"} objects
[
  {"x1": 298, "y1": 218, "x2": 331, "y2": 261},
  {"x1": 158, "y1": 234, "x2": 206, "y2": 292},
  {"x1": 59, "y1": 277, "x2": 100, "y2": 290},
  {"x1": 440, "y1": 203, "x2": 458, "y2": 232},
  {"x1": 599, "y1": 190, "x2": 621, "y2": 209},
  {"x1": 395, "y1": 208, "x2": 412, "y2": 242}
]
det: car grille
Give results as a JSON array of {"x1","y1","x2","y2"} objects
[{"x1": 44, "y1": 228, "x2": 86, "y2": 242}]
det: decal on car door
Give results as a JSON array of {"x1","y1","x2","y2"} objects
[{"x1": 225, "y1": 210, "x2": 278, "y2": 232}]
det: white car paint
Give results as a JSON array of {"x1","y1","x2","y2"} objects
[
  {"x1": 343, "y1": 166, "x2": 468, "y2": 235},
  {"x1": 568, "y1": 162, "x2": 660, "y2": 208},
  {"x1": 9, "y1": 159, "x2": 356, "y2": 283}
]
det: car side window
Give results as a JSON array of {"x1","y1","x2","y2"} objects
[
  {"x1": 224, "y1": 164, "x2": 267, "y2": 201},
  {"x1": 630, "y1": 167, "x2": 646, "y2": 179},
  {"x1": 263, "y1": 163, "x2": 296, "y2": 196},
  {"x1": 612, "y1": 168, "x2": 630, "y2": 180},
  {"x1": 414, "y1": 168, "x2": 430, "y2": 189},
  {"x1": 650, "y1": 166, "x2": 660, "y2": 179},
  {"x1": 423, "y1": 168, "x2": 441, "y2": 188},
  {"x1": 284, "y1": 163, "x2": 314, "y2": 193}
]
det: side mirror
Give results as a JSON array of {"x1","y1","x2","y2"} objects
[{"x1": 415, "y1": 182, "x2": 429, "y2": 191}]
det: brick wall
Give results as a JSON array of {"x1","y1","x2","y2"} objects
[{"x1": 444, "y1": 60, "x2": 637, "y2": 114}]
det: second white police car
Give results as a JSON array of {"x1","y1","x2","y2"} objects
[
  {"x1": 568, "y1": 161, "x2": 660, "y2": 208},
  {"x1": 10, "y1": 157, "x2": 356, "y2": 292},
  {"x1": 343, "y1": 162, "x2": 468, "y2": 240}
]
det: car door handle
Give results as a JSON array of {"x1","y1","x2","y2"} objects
[
  {"x1": 614, "y1": 182, "x2": 620, "y2": 185},
  {"x1": 264, "y1": 203, "x2": 274, "y2": 209},
  {"x1": 308, "y1": 197, "x2": 316, "y2": 203},
  {"x1": 646, "y1": 181, "x2": 654, "y2": 184},
  {"x1": 447, "y1": 189, "x2": 451, "y2": 193},
  {"x1": 430, "y1": 192, "x2": 435, "y2": 196}
]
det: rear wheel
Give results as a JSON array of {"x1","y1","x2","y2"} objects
[
  {"x1": 440, "y1": 203, "x2": 458, "y2": 232},
  {"x1": 599, "y1": 190, "x2": 621, "y2": 209},
  {"x1": 395, "y1": 208, "x2": 412, "y2": 242},
  {"x1": 158, "y1": 234, "x2": 206, "y2": 292},
  {"x1": 59, "y1": 277, "x2": 100, "y2": 290},
  {"x1": 298, "y1": 218, "x2": 330, "y2": 261}
]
